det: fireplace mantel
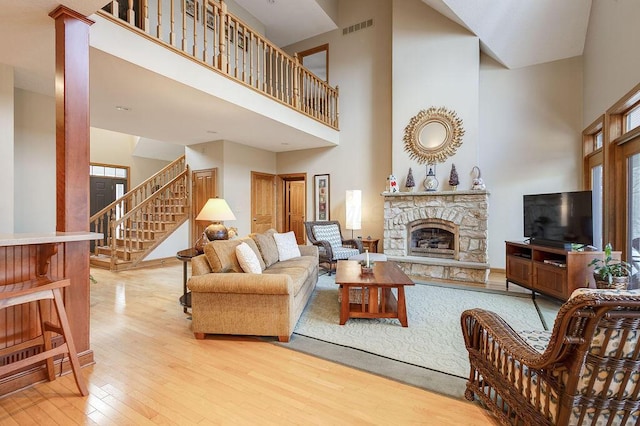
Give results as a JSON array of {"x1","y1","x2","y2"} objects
[
  {"x1": 382, "y1": 189, "x2": 489, "y2": 197},
  {"x1": 382, "y1": 190, "x2": 489, "y2": 284}
]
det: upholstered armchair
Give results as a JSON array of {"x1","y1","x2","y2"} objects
[
  {"x1": 461, "y1": 288, "x2": 640, "y2": 425},
  {"x1": 304, "y1": 220, "x2": 363, "y2": 275}
]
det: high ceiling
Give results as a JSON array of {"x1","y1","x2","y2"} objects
[{"x1": 0, "y1": 0, "x2": 592, "y2": 157}]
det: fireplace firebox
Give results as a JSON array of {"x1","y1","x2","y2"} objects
[{"x1": 408, "y1": 219, "x2": 458, "y2": 259}]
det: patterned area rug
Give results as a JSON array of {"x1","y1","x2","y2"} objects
[{"x1": 293, "y1": 274, "x2": 561, "y2": 379}]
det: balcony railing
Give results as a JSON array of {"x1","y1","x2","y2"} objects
[{"x1": 98, "y1": 0, "x2": 339, "y2": 129}]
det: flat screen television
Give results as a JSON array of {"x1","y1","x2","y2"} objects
[{"x1": 523, "y1": 191, "x2": 593, "y2": 248}]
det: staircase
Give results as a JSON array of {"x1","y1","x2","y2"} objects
[{"x1": 90, "y1": 156, "x2": 189, "y2": 271}]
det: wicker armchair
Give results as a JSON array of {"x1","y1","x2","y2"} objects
[
  {"x1": 461, "y1": 288, "x2": 640, "y2": 425},
  {"x1": 304, "y1": 220, "x2": 363, "y2": 275}
]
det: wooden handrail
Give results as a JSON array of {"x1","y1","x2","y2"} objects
[{"x1": 97, "y1": 0, "x2": 339, "y2": 129}]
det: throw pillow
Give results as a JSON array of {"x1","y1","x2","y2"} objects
[
  {"x1": 273, "y1": 231, "x2": 301, "y2": 261},
  {"x1": 235, "y1": 242, "x2": 263, "y2": 274},
  {"x1": 239, "y1": 237, "x2": 266, "y2": 271},
  {"x1": 251, "y1": 229, "x2": 279, "y2": 268},
  {"x1": 204, "y1": 240, "x2": 243, "y2": 273}
]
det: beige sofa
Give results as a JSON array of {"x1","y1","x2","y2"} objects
[{"x1": 187, "y1": 229, "x2": 319, "y2": 342}]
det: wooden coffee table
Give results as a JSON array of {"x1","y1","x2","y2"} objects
[{"x1": 334, "y1": 260, "x2": 415, "y2": 326}]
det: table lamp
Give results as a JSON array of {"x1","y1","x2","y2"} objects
[
  {"x1": 345, "y1": 190, "x2": 362, "y2": 239},
  {"x1": 195, "y1": 198, "x2": 237, "y2": 250}
]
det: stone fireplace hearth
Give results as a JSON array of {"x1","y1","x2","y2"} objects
[{"x1": 383, "y1": 190, "x2": 489, "y2": 284}]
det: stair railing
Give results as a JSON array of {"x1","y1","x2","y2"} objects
[
  {"x1": 107, "y1": 170, "x2": 190, "y2": 269},
  {"x1": 98, "y1": 0, "x2": 339, "y2": 129},
  {"x1": 90, "y1": 155, "x2": 186, "y2": 253}
]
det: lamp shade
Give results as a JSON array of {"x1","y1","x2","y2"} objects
[
  {"x1": 345, "y1": 190, "x2": 362, "y2": 231},
  {"x1": 195, "y1": 198, "x2": 237, "y2": 222}
]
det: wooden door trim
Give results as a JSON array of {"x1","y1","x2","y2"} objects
[
  {"x1": 278, "y1": 173, "x2": 307, "y2": 241},
  {"x1": 191, "y1": 168, "x2": 217, "y2": 246}
]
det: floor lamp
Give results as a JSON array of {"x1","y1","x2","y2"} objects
[{"x1": 345, "y1": 190, "x2": 362, "y2": 239}]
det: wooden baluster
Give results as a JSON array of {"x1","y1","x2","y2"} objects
[
  {"x1": 156, "y1": 0, "x2": 162, "y2": 38},
  {"x1": 170, "y1": 0, "x2": 175, "y2": 46},
  {"x1": 127, "y1": 0, "x2": 135, "y2": 25},
  {"x1": 181, "y1": 0, "x2": 187, "y2": 51},
  {"x1": 109, "y1": 1, "x2": 119, "y2": 18},
  {"x1": 192, "y1": 1, "x2": 197, "y2": 57},
  {"x1": 293, "y1": 54, "x2": 300, "y2": 108},
  {"x1": 202, "y1": 2, "x2": 208, "y2": 63},
  {"x1": 218, "y1": 3, "x2": 227, "y2": 72},
  {"x1": 142, "y1": 0, "x2": 148, "y2": 32}
]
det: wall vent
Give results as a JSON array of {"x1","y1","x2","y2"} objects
[{"x1": 342, "y1": 19, "x2": 373, "y2": 35}]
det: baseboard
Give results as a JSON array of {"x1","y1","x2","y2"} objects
[{"x1": 0, "y1": 349, "x2": 94, "y2": 397}]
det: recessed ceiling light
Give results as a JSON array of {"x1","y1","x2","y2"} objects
[
  {"x1": 115, "y1": 106, "x2": 131, "y2": 111},
  {"x1": 281, "y1": 142, "x2": 289, "y2": 145},
  {"x1": 206, "y1": 130, "x2": 218, "y2": 134}
]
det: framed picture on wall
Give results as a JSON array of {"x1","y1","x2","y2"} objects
[{"x1": 314, "y1": 174, "x2": 330, "y2": 221}]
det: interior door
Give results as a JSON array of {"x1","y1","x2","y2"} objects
[
  {"x1": 251, "y1": 172, "x2": 276, "y2": 233},
  {"x1": 191, "y1": 168, "x2": 217, "y2": 245},
  {"x1": 285, "y1": 180, "x2": 306, "y2": 244}
]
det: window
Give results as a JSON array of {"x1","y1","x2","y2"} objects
[
  {"x1": 90, "y1": 164, "x2": 128, "y2": 178},
  {"x1": 595, "y1": 130, "x2": 603, "y2": 149},
  {"x1": 591, "y1": 164, "x2": 603, "y2": 249},
  {"x1": 626, "y1": 103, "x2": 640, "y2": 132}
]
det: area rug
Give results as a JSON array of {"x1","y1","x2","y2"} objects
[{"x1": 288, "y1": 274, "x2": 560, "y2": 386}]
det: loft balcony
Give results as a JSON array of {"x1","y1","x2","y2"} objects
[{"x1": 92, "y1": 0, "x2": 339, "y2": 151}]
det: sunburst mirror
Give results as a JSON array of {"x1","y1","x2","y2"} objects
[{"x1": 403, "y1": 107, "x2": 465, "y2": 164}]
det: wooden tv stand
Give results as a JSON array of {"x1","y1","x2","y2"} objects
[{"x1": 505, "y1": 241, "x2": 604, "y2": 301}]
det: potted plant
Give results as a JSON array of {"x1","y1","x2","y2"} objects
[{"x1": 588, "y1": 243, "x2": 632, "y2": 290}]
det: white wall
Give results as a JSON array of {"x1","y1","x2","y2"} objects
[
  {"x1": 479, "y1": 55, "x2": 584, "y2": 266},
  {"x1": 279, "y1": 0, "x2": 392, "y2": 240},
  {"x1": 90, "y1": 127, "x2": 172, "y2": 188},
  {"x1": 185, "y1": 140, "x2": 276, "y2": 237},
  {"x1": 14, "y1": 89, "x2": 56, "y2": 233},
  {"x1": 0, "y1": 64, "x2": 14, "y2": 233},
  {"x1": 583, "y1": 0, "x2": 640, "y2": 126},
  {"x1": 391, "y1": 0, "x2": 479, "y2": 191}
]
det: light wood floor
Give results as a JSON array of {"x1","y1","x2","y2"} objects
[{"x1": 0, "y1": 262, "x2": 500, "y2": 425}]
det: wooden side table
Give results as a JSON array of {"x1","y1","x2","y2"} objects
[
  {"x1": 360, "y1": 238, "x2": 380, "y2": 253},
  {"x1": 177, "y1": 248, "x2": 199, "y2": 313}
]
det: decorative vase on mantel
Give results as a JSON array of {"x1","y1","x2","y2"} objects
[{"x1": 424, "y1": 167, "x2": 438, "y2": 191}]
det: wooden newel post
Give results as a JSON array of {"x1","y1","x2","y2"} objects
[{"x1": 49, "y1": 6, "x2": 94, "y2": 357}]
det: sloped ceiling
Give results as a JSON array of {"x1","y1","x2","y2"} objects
[
  {"x1": 421, "y1": 0, "x2": 592, "y2": 69},
  {"x1": 0, "y1": 0, "x2": 593, "y2": 159}
]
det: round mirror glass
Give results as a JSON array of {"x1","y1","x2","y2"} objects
[
  {"x1": 419, "y1": 121, "x2": 448, "y2": 149},
  {"x1": 403, "y1": 107, "x2": 464, "y2": 164}
]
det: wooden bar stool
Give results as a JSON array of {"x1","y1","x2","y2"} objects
[{"x1": 0, "y1": 278, "x2": 88, "y2": 396}]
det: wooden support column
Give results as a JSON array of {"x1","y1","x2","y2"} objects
[{"x1": 49, "y1": 6, "x2": 94, "y2": 359}]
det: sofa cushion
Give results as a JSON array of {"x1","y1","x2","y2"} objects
[
  {"x1": 251, "y1": 229, "x2": 279, "y2": 268},
  {"x1": 235, "y1": 242, "x2": 262, "y2": 274},
  {"x1": 204, "y1": 240, "x2": 243, "y2": 273},
  {"x1": 239, "y1": 237, "x2": 265, "y2": 271},
  {"x1": 273, "y1": 231, "x2": 301, "y2": 261}
]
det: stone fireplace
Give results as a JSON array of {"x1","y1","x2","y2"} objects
[{"x1": 383, "y1": 190, "x2": 489, "y2": 284}]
